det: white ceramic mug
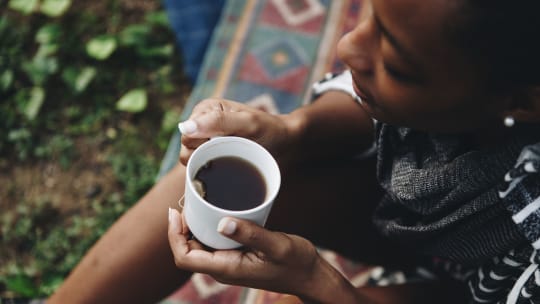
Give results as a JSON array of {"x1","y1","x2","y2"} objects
[{"x1": 184, "y1": 136, "x2": 281, "y2": 249}]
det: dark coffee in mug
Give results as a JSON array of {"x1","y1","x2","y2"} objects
[{"x1": 194, "y1": 156, "x2": 267, "y2": 211}]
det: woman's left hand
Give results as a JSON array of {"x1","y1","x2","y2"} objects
[{"x1": 167, "y1": 208, "x2": 336, "y2": 301}]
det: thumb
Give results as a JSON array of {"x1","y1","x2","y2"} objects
[{"x1": 217, "y1": 217, "x2": 289, "y2": 259}]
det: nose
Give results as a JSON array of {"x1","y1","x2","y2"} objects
[{"x1": 337, "y1": 16, "x2": 377, "y2": 76}]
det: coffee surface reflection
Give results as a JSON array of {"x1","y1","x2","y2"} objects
[{"x1": 194, "y1": 156, "x2": 267, "y2": 211}]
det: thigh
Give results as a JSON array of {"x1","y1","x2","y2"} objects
[{"x1": 266, "y1": 156, "x2": 407, "y2": 266}]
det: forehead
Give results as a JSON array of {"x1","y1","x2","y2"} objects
[{"x1": 374, "y1": 0, "x2": 460, "y2": 60}]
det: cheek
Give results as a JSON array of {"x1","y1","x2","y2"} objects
[
  {"x1": 372, "y1": 82, "x2": 495, "y2": 131},
  {"x1": 373, "y1": 73, "x2": 423, "y2": 112},
  {"x1": 368, "y1": 75, "x2": 448, "y2": 126}
]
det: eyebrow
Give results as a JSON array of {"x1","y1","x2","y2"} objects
[{"x1": 373, "y1": 13, "x2": 419, "y2": 67}]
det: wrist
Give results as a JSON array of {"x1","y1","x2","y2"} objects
[
  {"x1": 277, "y1": 110, "x2": 307, "y2": 166},
  {"x1": 300, "y1": 256, "x2": 364, "y2": 304}
]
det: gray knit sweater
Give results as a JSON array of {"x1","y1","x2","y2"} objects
[{"x1": 372, "y1": 123, "x2": 540, "y2": 266}]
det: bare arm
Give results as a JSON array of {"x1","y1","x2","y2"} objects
[
  {"x1": 48, "y1": 164, "x2": 192, "y2": 304},
  {"x1": 282, "y1": 91, "x2": 374, "y2": 164}
]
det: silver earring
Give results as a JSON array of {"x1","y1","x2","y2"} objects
[{"x1": 504, "y1": 116, "x2": 515, "y2": 127}]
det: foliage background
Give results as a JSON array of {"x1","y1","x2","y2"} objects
[{"x1": 0, "y1": 0, "x2": 189, "y2": 299}]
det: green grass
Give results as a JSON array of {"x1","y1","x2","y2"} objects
[{"x1": 0, "y1": 0, "x2": 188, "y2": 299}]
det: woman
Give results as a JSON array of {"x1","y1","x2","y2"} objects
[
  {"x1": 49, "y1": 0, "x2": 540, "y2": 302},
  {"x1": 169, "y1": 0, "x2": 540, "y2": 303}
]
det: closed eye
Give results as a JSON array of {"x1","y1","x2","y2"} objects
[{"x1": 384, "y1": 63, "x2": 421, "y2": 85}]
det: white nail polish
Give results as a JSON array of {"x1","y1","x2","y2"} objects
[
  {"x1": 217, "y1": 218, "x2": 237, "y2": 235},
  {"x1": 178, "y1": 120, "x2": 197, "y2": 134}
]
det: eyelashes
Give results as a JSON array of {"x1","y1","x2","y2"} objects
[
  {"x1": 383, "y1": 63, "x2": 421, "y2": 85},
  {"x1": 384, "y1": 64, "x2": 410, "y2": 81}
]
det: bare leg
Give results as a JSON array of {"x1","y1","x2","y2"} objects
[{"x1": 48, "y1": 164, "x2": 191, "y2": 304}]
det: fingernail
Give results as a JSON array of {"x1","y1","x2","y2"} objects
[
  {"x1": 178, "y1": 120, "x2": 197, "y2": 135},
  {"x1": 217, "y1": 217, "x2": 237, "y2": 235},
  {"x1": 169, "y1": 208, "x2": 179, "y2": 233}
]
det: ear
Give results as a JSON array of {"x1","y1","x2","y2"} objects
[{"x1": 503, "y1": 86, "x2": 540, "y2": 123}]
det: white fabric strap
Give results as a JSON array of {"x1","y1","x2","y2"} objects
[
  {"x1": 506, "y1": 263, "x2": 538, "y2": 304},
  {"x1": 312, "y1": 70, "x2": 362, "y2": 103}
]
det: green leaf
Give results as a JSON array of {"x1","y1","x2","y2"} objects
[
  {"x1": 116, "y1": 89, "x2": 147, "y2": 113},
  {"x1": 8, "y1": 0, "x2": 38, "y2": 15},
  {"x1": 23, "y1": 87, "x2": 46, "y2": 120},
  {"x1": 39, "y1": 273, "x2": 64, "y2": 295},
  {"x1": 144, "y1": 11, "x2": 169, "y2": 27},
  {"x1": 5, "y1": 274, "x2": 38, "y2": 297},
  {"x1": 118, "y1": 24, "x2": 152, "y2": 47},
  {"x1": 161, "y1": 109, "x2": 181, "y2": 133},
  {"x1": 22, "y1": 56, "x2": 59, "y2": 85},
  {"x1": 36, "y1": 23, "x2": 61, "y2": 44},
  {"x1": 40, "y1": 0, "x2": 72, "y2": 17},
  {"x1": 74, "y1": 67, "x2": 96, "y2": 93},
  {"x1": 63, "y1": 66, "x2": 96, "y2": 93},
  {"x1": 86, "y1": 35, "x2": 117, "y2": 60},
  {"x1": 8, "y1": 129, "x2": 31, "y2": 141},
  {"x1": 36, "y1": 43, "x2": 59, "y2": 57},
  {"x1": 1, "y1": 69, "x2": 14, "y2": 91},
  {"x1": 136, "y1": 44, "x2": 174, "y2": 58}
]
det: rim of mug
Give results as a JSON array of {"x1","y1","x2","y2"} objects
[{"x1": 185, "y1": 136, "x2": 281, "y2": 214}]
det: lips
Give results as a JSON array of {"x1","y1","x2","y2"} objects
[{"x1": 351, "y1": 76, "x2": 374, "y2": 106}]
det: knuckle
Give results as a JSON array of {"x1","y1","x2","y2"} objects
[
  {"x1": 173, "y1": 257, "x2": 184, "y2": 269},
  {"x1": 193, "y1": 99, "x2": 213, "y2": 111},
  {"x1": 181, "y1": 137, "x2": 195, "y2": 148},
  {"x1": 273, "y1": 233, "x2": 294, "y2": 259},
  {"x1": 222, "y1": 263, "x2": 238, "y2": 277},
  {"x1": 243, "y1": 111, "x2": 257, "y2": 124},
  {"x1": 179, "y1": 150, "x2": 190, "y2": 165},
  {"x1": 239, "y1": 112, "x2": 260, "y2": 136},
  {"x1": 215, "y1": 99, "x2": 227, "y2": 111},
  {"x1": 247, "y1": 229, "x2": 260, "y2": 243},
  {"x1": 209, "y1": 109, "x2": 227, "y2": 130}
]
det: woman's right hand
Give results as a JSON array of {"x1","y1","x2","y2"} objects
[{"x1": 178, "y1": 98, "x2": 302, "y2": 165}]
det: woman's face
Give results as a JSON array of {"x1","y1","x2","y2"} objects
[{"x1": 338, "y1": 0, "x2": 509, "y2": 133}]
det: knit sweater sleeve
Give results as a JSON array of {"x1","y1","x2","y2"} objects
[{"x1": 499, "y1": 143, "x2": 540, "y2": 249}]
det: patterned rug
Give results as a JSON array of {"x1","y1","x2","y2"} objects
[
  {"x1": 158, "y1": 0, "x2": 364, "y2": 176},
  {"x1": 159, "y1": 0, "x2": 370, "y2": 303}
]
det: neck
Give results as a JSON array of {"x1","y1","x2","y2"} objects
[{"x1": 471, "y1": 122, "x2": 513, "y2": 149}]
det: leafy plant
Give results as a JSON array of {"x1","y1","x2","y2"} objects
[
  {"x1": 1, "y1": 0, "x2": 187, "y2": 299},
  {"x1": 86, "y1": 35, "x2": 117, "y2": 60},
  {"x1": 116, "y1": 88, "x2": 148, "y2": 113},
  {"x1": 40, "y1": 0, "x2": 72, "y2": 17},
  {"x1": 1, "y1": 0, "x2": 182, "y2": 161},
  {"x1": 8, "y1": 0, "x2": 39, "y2": 15}
]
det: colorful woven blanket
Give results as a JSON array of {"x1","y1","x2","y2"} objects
[{"x1": 159, "y1": 0, "x2": 370, "y2": 303}]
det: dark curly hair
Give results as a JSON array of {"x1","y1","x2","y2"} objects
[{"x1": 449, "y1": 0, "x2": 540, "y2": 90}]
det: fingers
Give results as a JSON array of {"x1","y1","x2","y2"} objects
[
  {"x1": 217, "y1": 217, "x2": 292, "y2": 260},
  {"x1": 180, "y1": 110, "x2": 257, "y2": 139},
  {"x1": 180, "y1": 211, "x2": 189, "y2": 235},
  {"x1": 168, "y1": 208, "x2": 189, "y2": 255},
  {"x1": 178, "y1": 99, "x2": 262, "y2": 164},
  {"x1": 168, "y1": 208, "x2": 218, "y2": 271},
  {"x1": 179, "y1": 142, "x2": 205, "y2": 165},
  {"x1": 273, "y1": 296, "x2": 305, "y2": 304}
]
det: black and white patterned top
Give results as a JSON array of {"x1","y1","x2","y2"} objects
[{"x1": 312, "y1": 70, "x2": 540, "y2": 304}]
